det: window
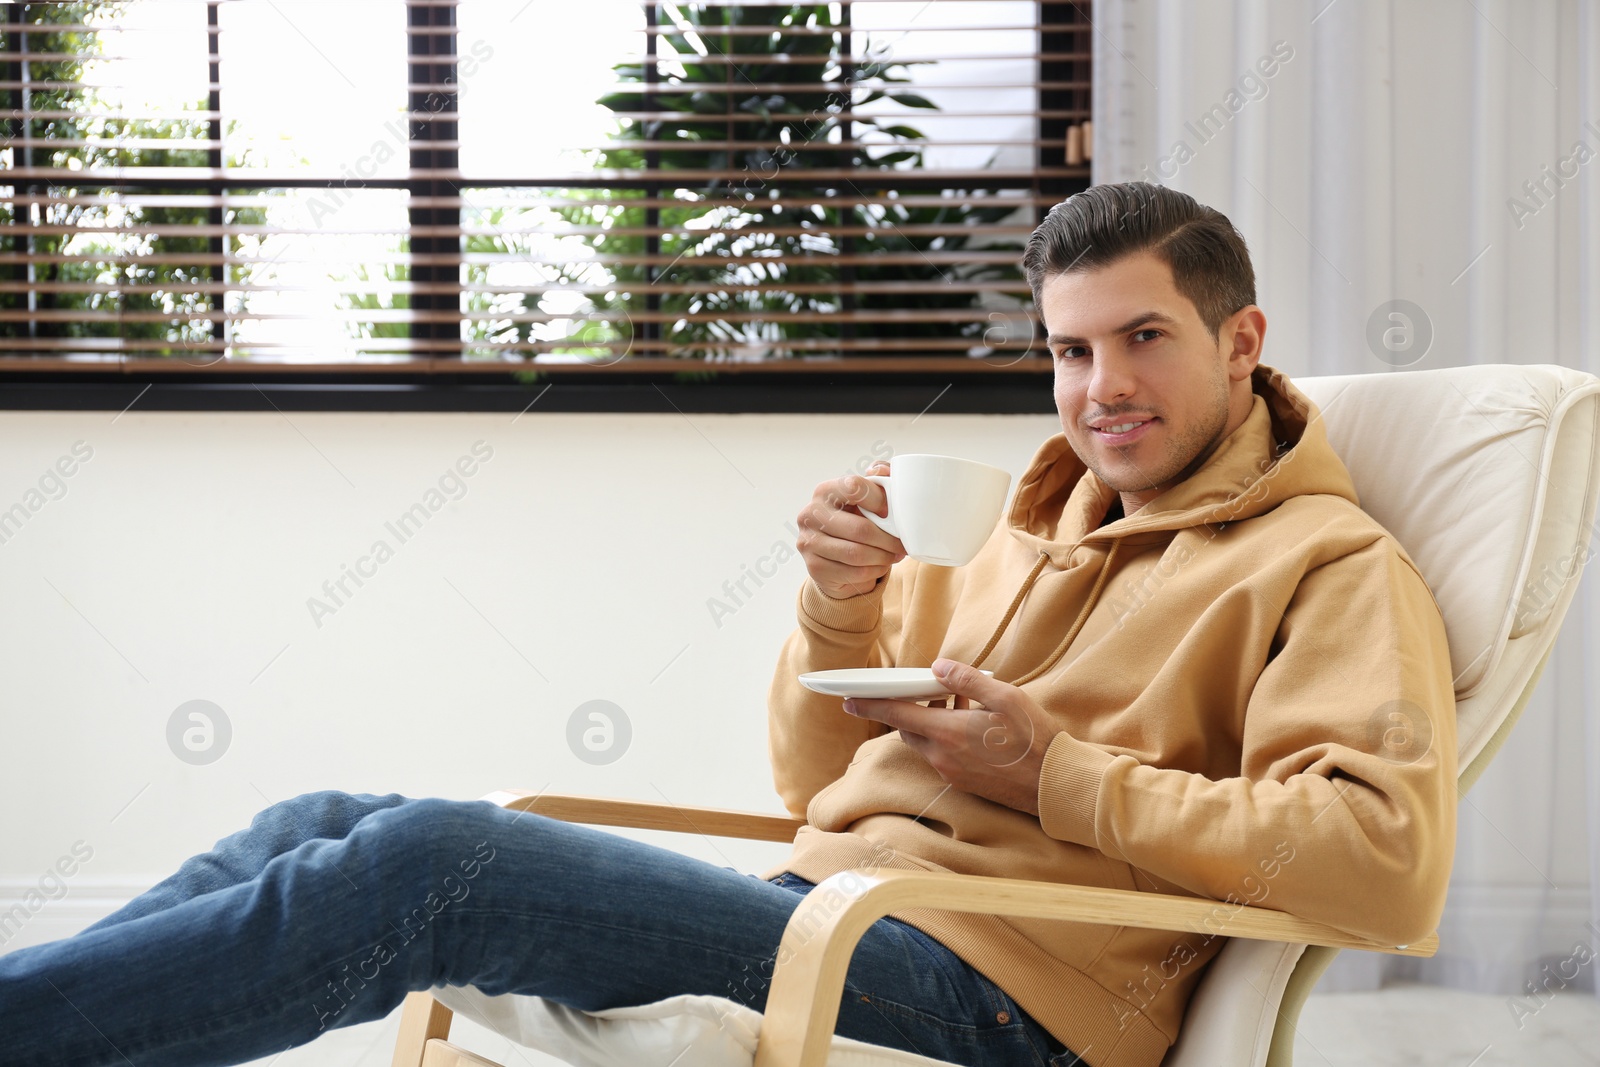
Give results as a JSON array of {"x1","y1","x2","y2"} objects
[{"x1": 0, "y1": 1, "x2": 1091, "y2": 410}]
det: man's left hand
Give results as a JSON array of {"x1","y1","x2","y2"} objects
[{"x1": 844, "y1": 658, "x2": 1057, "y2": 816}]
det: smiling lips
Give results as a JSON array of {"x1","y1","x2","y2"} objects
[{"x1": 1089, "y1": 416, "x2": 1157, "y2": 445}]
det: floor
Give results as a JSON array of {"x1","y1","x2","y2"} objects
[{"x1": 240, "y1": 983, "x2": 1600, "y2": 1067}]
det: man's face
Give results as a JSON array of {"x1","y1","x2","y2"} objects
[{"x1": 1040, "y1": 250, "x2": 1260, "y2": 514}]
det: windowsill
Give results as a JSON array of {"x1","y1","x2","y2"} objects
[{"x1": 0, "y1": 371, "x2": 1058, "y2": 415}]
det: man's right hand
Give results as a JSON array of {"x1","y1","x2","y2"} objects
[{"x1": 796, "y1": 461, "x2": 907, "y2": 600}]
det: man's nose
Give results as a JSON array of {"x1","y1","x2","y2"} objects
[{"x1": 1087, "y1": 352, "x2": 1136, "y2": 405}]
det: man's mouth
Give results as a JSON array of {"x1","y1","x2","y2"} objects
[{"x1": 1090, "y1": 417, "x2": 1157, "y2": 444}]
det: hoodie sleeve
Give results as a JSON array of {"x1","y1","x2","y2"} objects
[
  {"x1": 767, "y1": 568, "x2": 911, "y2": 818},
  {"x1": 1037, "y1": 536, "x2": 1458, "y2": 947}
]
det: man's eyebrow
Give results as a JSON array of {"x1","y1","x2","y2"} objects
[{"x1": 1047, "y1": 310, "x2": 1180, "y2": 347}]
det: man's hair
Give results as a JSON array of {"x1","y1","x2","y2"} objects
[{"x1": 1022, "y1": 182, "x2": 1256, "y2": 336}]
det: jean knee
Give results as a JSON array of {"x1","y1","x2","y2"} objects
[
  {"x1": 248, "y1": 790, "x2": 409, "y2": 846},
  {"x1": 368, "y1": 797, "x2": 503, "y2": 880}
]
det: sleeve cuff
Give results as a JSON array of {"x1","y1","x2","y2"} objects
[
  {"x1": 1038, "y1": 733, "x2": 1119, "y2": 845},
  {"x1": 799, "y1": 576, "x2": 888, "y2": 634}
]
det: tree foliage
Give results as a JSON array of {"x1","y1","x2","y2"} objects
[
  {"x1": 0, "y1": 1, "x2": 264, "y2": 356},
  {"x1": 474, "y1": 2, "x2": 1024, "y2": 367}
]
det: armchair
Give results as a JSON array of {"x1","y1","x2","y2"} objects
[{"x1": 392, "y1": 363, "x2": 1600, "y2": 1067}]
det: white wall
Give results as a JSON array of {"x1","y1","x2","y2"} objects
[{"x1": 0, "y1": 407, "x2": 1057, "y2": 950}]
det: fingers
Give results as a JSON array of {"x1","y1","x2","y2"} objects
[
  {"x1": 796, "y1": 469, "x2": 908, "y2": 599},
  {"x1": 843, "y1": 697, "x2": 938, "y2": 735},
  {"x1": 846, "y1": 667, "x2": 1051, "y2": 814},
  {"x1": 932, "y1": 659, "x2": 1007, "y2": 704},
  {"x1": 823, "y1": 472, "x2": 891, "y2": 525}
]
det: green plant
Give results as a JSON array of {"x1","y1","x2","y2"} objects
[
  {"x1": 0, "y1": 2, "x2": 265, "y2": 357},
  {"x1": 474, "y1": 2, "x2": 1025, "y2": 368},
  {"x1": 339, "y1": 262, "x2": 411, "y2": 342}
]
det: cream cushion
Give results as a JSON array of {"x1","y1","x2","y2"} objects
[
  {"x1": 435, "y1": 987, "x2": 955, "y2": 1067},
  {"x1": 1295, "y1": 365, "x2": 1600, "y2": 760}
]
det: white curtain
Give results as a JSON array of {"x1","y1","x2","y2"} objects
[{"x1": 1091, "y1": 0, "x2": 1600, "y2": 997}]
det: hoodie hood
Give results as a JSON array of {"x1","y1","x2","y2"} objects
[{"x1": 1006, "y1": 363, "x2": 1360, "y2": 567}]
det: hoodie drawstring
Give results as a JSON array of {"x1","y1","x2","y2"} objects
[
  {"x1": 969, "y1": 551, "x2": 1050, "y2": 670},
  {"x1": 970, "y1": 539, "x2": 1123, "y2": 686}
]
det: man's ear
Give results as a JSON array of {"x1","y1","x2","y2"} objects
[{"x1": 1222, "y1": 305, "x2": 1266, "y2": 381}]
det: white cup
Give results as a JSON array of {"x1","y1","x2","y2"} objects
[{"x1": 859, "y1": 454, "x2": 1012, "y2": 567}]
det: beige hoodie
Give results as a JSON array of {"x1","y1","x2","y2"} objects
[{"x1": 767, "y1": 365, "x2": 1458, "y2": 1067}]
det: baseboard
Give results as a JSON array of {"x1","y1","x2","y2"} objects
[{"x1": 0, "y1": 880, "x2": 154, "y2": 954}]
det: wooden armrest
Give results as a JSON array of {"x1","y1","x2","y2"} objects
[
  {"x1": 754, "y1": 868, "x2": 1438, "y2": 1067},
  {"x1": 484, "y1": 789, "x2": 806, "y2": 843},
  {"x1": 484, "y1": 792, "x2": 1438, "y2": 1067}
]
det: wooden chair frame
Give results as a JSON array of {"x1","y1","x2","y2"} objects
[{"x1": 389, "y1": 790, "x2": 1435, "y2": 1067}]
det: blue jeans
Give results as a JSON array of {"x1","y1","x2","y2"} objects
[{"x1": 0, "y1": 792, "x2": 1082, "y2": 1067}]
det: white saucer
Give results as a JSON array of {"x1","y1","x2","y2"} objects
[{"x1": 797, "y1": 667, "x2": 993, "y2": 700}]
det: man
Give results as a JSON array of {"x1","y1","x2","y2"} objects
[
  {"x1": 773, "y1": 180, "x2": 1457, "y2": 1063},
  {"x1": 0, "y1": 182, "x2": 1456, "y2": 1067}
]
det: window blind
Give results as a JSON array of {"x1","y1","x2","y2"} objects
[{"x1": 0, "y1": 0, "x2": 1091, "y2": 379}]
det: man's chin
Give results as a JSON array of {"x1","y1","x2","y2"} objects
[
  {"x1": 1085, "y1": 460, "x2": 1177, "y2": 498},
  {"x1": 1063, "y1": 436, "x2": 1178, "y2": 496}
]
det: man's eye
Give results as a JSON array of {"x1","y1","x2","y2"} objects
[
  {"x1": 1132, "y1": 329, "x2": 1162, "y2": 343},
  {"x1": 1054, "y1": 346, "x2": 1089, "y2": 360}
]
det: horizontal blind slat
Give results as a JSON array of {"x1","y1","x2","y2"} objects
[
  {"x1": 0, "y1": 354, "x2": 1055, "y2": 374},
  {"x1": 1, "y1": 193, "x2": 1055, "y2": 209},
  {"x1": 0, "y1": 166, "x2": 1089, "y2": 183},
  {"x1": 0, "y1": 281, "x2": 1029, "y2": 296}
]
